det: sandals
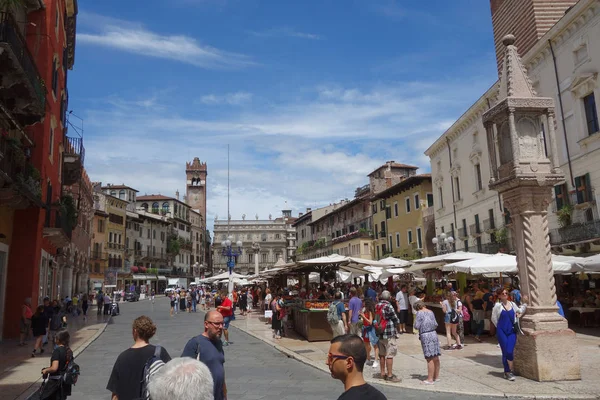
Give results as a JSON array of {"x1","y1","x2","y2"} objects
[
  {"x1": 421, "y1": 380, "x2": 435, "y2": 385},
  {"x1": 372, "y1": 373, "x2": 383, "y2": 379},
  {"x1": 384, "y1": 374, "x2": 401, "y2": 383}
]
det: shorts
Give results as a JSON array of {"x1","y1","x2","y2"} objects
[
  {"x1": 20, "y1": 318, "x2": 31, "y2": 334},
  {"x1": 377, "y1": 338, "x2": 398, "y2": 359},
  {"x1": 349, "y1": 322, "x2": 362, "y2": 336},
  {"x1": 444, "y1": 313, "x2": 451, "y2": 324},
  {"x1": 200, "y1": 298, "x2": 206, "y2": 304},
  {"x1": 223, "y1": 316, "x2": 231, "y2": 329},
  {"x1": 330, "y1": 320, "x2": 346, "y2": 338},
  {"x1": 363, "y1": 326, "x2": 379, "y2": 345},
  {"x1": 398, "y1": 310, "x2": 409, "y2": 324}
]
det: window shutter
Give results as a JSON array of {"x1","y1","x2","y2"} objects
[
  {"x1": 585, "y1": 173, "x2": 593, "y2": 203},
  {"x1": 554, "y1": 185, "x2": 564, "y2": 210}
]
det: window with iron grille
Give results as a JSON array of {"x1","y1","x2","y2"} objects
[{"x1": 554, "y1": 183, "x2": 569, "y2": 210}]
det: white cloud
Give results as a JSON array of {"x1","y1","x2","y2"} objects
[
  {"x1": 78, "y1": 16, "x2": 255, "y2": 69},
  {"x1": 248, "y1": 27, "x2": 322, "y2": 40},
  {"x1": 81, "y1": 77, "x2": 493, "y2": 233},
  {"x1": 200, "y1": 92, "x2": 253, "y2": 105}
]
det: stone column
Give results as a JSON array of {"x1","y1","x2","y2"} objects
[{"x1": 503, "y1": 187, "x2": 580, "y2": 380}]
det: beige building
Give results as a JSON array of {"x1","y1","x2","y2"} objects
[
  {"x1": 425, "y1": 84, "x2": 510, "y2": 254},
  {"x1": 213, "y1": 211, "x2": 296, "y2": 275}
]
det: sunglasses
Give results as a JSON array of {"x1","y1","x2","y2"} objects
[
  {"x1": 327, "y1": 353, "x2": 349, "y2": 361},
  {"x1": 206, "y1": 321, "x2": 224, "y2": 327}
]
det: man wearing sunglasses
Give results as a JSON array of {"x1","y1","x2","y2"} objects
[
  {"x1": 181, "y1": 311, "x2": 227, "y2": 400},
  {"x1": 326, "y1": 334, "x2": 387, "y2": 400}
]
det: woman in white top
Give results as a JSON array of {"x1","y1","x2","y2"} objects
[
  {"x1": 264, "y1": 289, "x2": 272, "y2": 324},
  {"x1": 441, "y1": 292, "x2": 462, "y2": 350}
]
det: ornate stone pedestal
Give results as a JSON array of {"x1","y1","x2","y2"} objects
[
  {"x1": 482, "y1": 35, "x2": 581, "y2": 382},
  {"x1": 503, "y1": 186, "x2": 581, "y2": 381}
]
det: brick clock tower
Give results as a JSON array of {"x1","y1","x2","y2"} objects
[
  {"x1": 186, "y1": 158, "x2": 207, "y2": 219},
  {"x1": 490, "y1": 0, "x2": 578, "y2": 72}
]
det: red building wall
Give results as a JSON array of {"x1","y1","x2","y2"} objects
[{"x1": 4, "y1": 0, "x2": 73, "y2": 339}]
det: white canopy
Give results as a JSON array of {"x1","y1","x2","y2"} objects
[
  {"x1": 574, "y1": 253, "x2": 600, "y2": 273},
  {"x1": 202, "y1": 271, "x2": 249, "y2": 283},
  {"x1": 414, "y1": 251, "x2": 490, "y2": 264},
  {"x1": 378, "y1": 256, "x2": 412, "y2": 267},
  {"x1": 297, "y1": 254, "x2": 347, "y2": 265},
  {"x1": 443, "y1": 253, "x2": 578, "y2": 275}
]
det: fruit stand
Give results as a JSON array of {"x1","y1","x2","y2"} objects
[{"x1": 292, "y1": 299, "x2": 348, "y2": 342}]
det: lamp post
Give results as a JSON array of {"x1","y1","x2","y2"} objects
[
  {"x1": 221, "y1": 236, "x2": 242, "y2": 294},
  {"x1": 432, "y1": 232, "x2": 454, "y2": 255}
]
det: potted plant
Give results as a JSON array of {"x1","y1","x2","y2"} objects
[
  {"x1": 557, "y1": 205, "x2": 573, "y2": 228},
  {"x1": 494, "y1": 227, "x2": 509, "y2": 252}
]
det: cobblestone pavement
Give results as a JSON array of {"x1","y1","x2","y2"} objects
[{"x1": 71, "y1": 298, "x2": 502, "y2": 400}]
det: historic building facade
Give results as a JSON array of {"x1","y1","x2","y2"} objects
[
  {"x1": 1, "y1": 0, "x2": 82, "y2": 339},
  {"x1": 371, "y1": 174, "x2": 435, "y2": 259},
  {"x1": 212, "y1": 212, "x2": 295, "y2": 275},
  {"x1": 90, "y1": 188, "x2": 108, "y2": 292}
]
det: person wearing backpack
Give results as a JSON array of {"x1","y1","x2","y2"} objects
[
  {"x1": 441, "y1": 292, "x2": 462, "y2": 350},
  {"x1": 48, "y1": 301, "x2": 67, "y2": 348},
  {"x1": 39, "y1": 330, "x2": 74, "y2": 399},
  {"x1": 327, "y1": 292, "x2": 347, "y2": 339},
  {"x1": 373, "y1": 290, "x2": 401, "y2": 383},
  {"x1": 181, "y1": 311, "x2": 227, "y2": 400},
  {"x1": 107, "y1": 316, "x2": 171, "y2": 400}
]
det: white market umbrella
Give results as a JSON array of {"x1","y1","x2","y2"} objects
[
  {"x1": 575, "y1": 253, "x2": 600, "y2": 273},
  {"x1": 298, "y1": 254, "x2": 347, "y2": 265},
  {"x1": 444, "y1": 253, "x2": 576, "y2": 275},
  {"x1": 346, "y1": 256, "x2": 397, "y2": 267},
  {"x1": 379, "y1": 256, "x2": 412, "y2": 267},
  {"x1": 336, "y1": 270, "x2": 353, "y2": 283},
  {"x1": 204, "y1": 271, "x2": 248, "y2": 283}
]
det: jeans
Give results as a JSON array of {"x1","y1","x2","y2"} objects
[
  {"x1": 192, "y1": 299, "x2": 197, "y2": 312},
  {"x1": 174, "y1": 302, "x2": 179, "y2": 313}
]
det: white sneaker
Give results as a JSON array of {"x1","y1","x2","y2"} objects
[{"x1": 372, "y1": 361, "x2": 380, "y2": 368}]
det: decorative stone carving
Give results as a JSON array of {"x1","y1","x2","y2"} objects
[{"x1": 482, "y1": 34, "x2": 580, "y2": 382}]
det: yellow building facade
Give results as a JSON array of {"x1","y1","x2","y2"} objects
[{"x1": 371, "y1": 174, "x2": 434, "y2": 260}]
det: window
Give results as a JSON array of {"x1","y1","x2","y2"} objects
[
  {"x1": 152, "y1": 202, "x2": 159, "y2": 213},
  {"x1": 119, "y1": 190, "x2": 125, "y2": 200},
  {"x1": 407, "y1": 229, "x2": 413, "y2": 244},
  {"x1": 147, "y1": 229, "x2": 151, "y2": 239},
  {"x1": 438, "y1": 187, "x2": 444, "y2": 208},
  {"x1": 275, "y1": 234, "x2": 280, "y2": 239},
  {"x1": 261, "y1": 233, "x2": 267, "y2": 242},
  {"x1": 363, "y1": 243, "x2": 369, "y2": 254},
  {"x1": 97, "y1": 219, "x2": 104, "y2": 233},
  {"x1": 584, "y1": 93, "x2": 599, "y2": 135},
  {"x1": 261, "y1": 253, "x2": 267, "y2": 262},
  {"x1": 405, "y1": 197, "x2": 411, "y2": 213},
  {"x1": 374, "y1": 224, "x2": 378, "y2": 239},
  {"x1": 416, "y1": 227, "x2": 423, "y2": 249},
  {"x1": 376, "y1": 246, "x2": 380, "y2": 259},
  {"x1": 427, "y1": 193, "x2": 434, "y2": 207},
  {"x1": 554, "y1": 183, "x2": 569, "y2": 210},
  {"x1": 385, "y1": 206, "x2": 392, "y2": 219},
  {"x1": 51, "y1": 60, "x2": 58, "y2": 96},
  {"x1": 49, "y1": 128, "x2": 54, "y2": 158},
  {"x1": 454, "y1": 177, "x2": 461, "y2": 200},
  {"x1": 380, "y1": 221, "x2": 386, "y2": 237},
  {"x1": 248, "y1": 253, "x2": 254, "y2": 263},
  {"x1": 574, "y1": 173, "x2": 592, "y2": 204},
  {"x1": 464, "y1": 240, "x2": 469, "y2": 251},
  {"x1": 142, "y1": 203, "x2": 148, "y2": 211},
  {"x1": 475, "y1": 164, "x2": 483, "y2": 191},
  {"x1": 414, "y1": 194, "x2": 420, "y2": 209},
  {"x1": 379, "y1": 200, "x2": 385, "y2": 211},
  {"x1": 388, "y1": 235, "x2": 393, "y2": 252},
  {"x1": 395, "y1": 232, "x2": 400, "y2": 248},
  {"x1": 153, "y1": 230, "x2": 156, "y2": 239},
  {"x1": 109, "y1": 232, "x2": 113, "y2": 243},
  {"x1": 372, "y1": 204, "x2": 377, "y2": 214},
  {"x1": 394, "y1": 202, "x2": 398, "y2": 217},
  {"x1": 488, "y1": 209, "x2": 495, "y2": 230}
]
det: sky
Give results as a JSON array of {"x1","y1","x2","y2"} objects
[{"x1": 69, "y1": 0, "x2": 498, "y2": 233}]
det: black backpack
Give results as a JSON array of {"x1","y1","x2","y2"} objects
[
  {"x1": 63, "y1": 349, "x2": 80, "y2": 385},
  {"x1": 140, "y1": 346, "x2": 165, "y2": 400},
  {"x1": 50, "y1": 312, "x2": 63, "y2": 331}
]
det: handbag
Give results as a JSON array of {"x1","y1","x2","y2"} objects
[
  {"x1": 513, "y1": 318, "x2": 524, "y2": 335},
  {"x1": 449, "y1": 309, "x2": 459, "y2": 324}
]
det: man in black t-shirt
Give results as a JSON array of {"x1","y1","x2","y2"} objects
[
  {"x1": 107, "y1": 316, "x2": 171, "y2": 400},
  {"x1": 326, "y1": 334, "x2": 387, "y2": 400}
]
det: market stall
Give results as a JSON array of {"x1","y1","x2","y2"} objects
[{"x1": 291, "y1": 299, "x2": 349, "y2": 341}]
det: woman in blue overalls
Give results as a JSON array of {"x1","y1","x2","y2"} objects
[{"x1": 491, "y1": 288, "x2": 527, "y2": 381}]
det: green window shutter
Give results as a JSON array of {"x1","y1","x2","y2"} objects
[
  {"x1": 575, "y1": 176, "x2": 583, "y2": 204},
  {"x1": 554, "y1": 185, "x2": 564, "y2": 210},
  {"x1": 585, "y1": 173, "x2": 593, "y2": 203}
]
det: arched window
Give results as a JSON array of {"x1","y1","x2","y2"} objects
[
  {"x1": 174, "y1": 203, "x2": 178, "y2": 214},
  {"x1": 275, "y1": 234, "x2": 280, "y2": 239},
  {"x1": 110, "y1": 190, "x2": 117, "y2": 197},
  {"x1": 162, "y1": 202, "x2": 169, "y2": 214},
  {"x1": 119, "y1": 189, "x2": 125, "y2": 200},
  {"x1": 141, "y1": 203, "x2": 148, "y2": 211},
  {"x1": 152, "y1": 202, "x2": 159, "y2": 213}
]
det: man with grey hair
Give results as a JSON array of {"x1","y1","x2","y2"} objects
[
  {"x1": 148, "y1": 357, "x2": 214, "y2": 400},
  {"x1": 374, "y1": 290, "x2": 401, "y2": 382}
]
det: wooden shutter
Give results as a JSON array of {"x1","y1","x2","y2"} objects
[
  {"x1": 554, "y1": 185, "x2": 564, "y2": 210},
  {"x1": 584, "y1": 173, "x2": 593, "y2": 203}
]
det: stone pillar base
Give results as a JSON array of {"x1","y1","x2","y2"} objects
[{"x1": 514, "y1": 328, "x2": 581, "y2": 381}]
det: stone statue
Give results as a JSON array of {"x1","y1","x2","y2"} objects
[
  {"x1": 268, "y1": 213, "x2": 272, "y2": 220},
  {"x1": 255, "y1": 214, "x2": 259, "y2": 220},
  {"x1": 242, "y1": 214, "x2": 246, "y2": 220}
]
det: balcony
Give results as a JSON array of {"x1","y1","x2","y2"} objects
[
  {"x1": 0, "y1": 12, "x2": 45, "y2": 126},
  {"x1": 62, "y1": 136, "x2": 85, "y2": 185},
  {"x1": 90, "y1": 251, "x2": 108, "y2": 261},
  {"x1": 332, "y1": 229, "x2": 373, "y2": 245},
  {"x1": 483, "y1": 218, "x2": 495, "y2": 232},
  {"x1": 107, "y1": 242, "x2": 125, "y2": 251},
  {"x1": 43, "y1": 209, "x2": 72, "y2": 248},
  {"x1": 550, "y1": 219, "x2": 600, "y2": 247},
  {"x1": 0, "y1": 138, "x2": 43, "y2": 208},
  {"x1": 469, "y1": 224, "x2": 482, "y2": 237},
  {"x1": 458, "y1": 227, "x2": 468, "y2": 239}
]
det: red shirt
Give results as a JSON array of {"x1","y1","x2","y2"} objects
[{"x1": 219, "y1": 297, "x2": 233, "y2": 317}]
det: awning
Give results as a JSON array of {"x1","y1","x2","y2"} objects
[
  {"x1": 158, "y1": 276, "x2": 167, "y2": 281},
  {"x1": 132, "y1": 274, "x2": 157, "y2": 280}
]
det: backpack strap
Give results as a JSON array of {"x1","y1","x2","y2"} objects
[
  {"x1": 154, "y1": 345, "x2": 162, "y2": 359},
  {"x1": 196, "y1": 341, "x2": 201, "y2": 361}
]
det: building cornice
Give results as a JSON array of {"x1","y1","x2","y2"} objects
[{"x1": 424, "y1": 83, "x2": 499, "y2": 159}]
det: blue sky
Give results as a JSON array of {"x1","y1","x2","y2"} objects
[{"x1": 69, "y1": 0, "x2": 498, "y2": 232}]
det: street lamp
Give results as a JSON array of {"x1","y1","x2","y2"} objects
[
  {"x1": 221, "y1": 235, "x2": 243, "y2": 294},
  {"x1": 432, "y1": 233, "x2": 454, "y2": 254}
]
